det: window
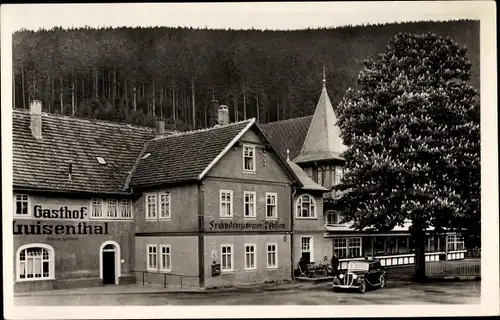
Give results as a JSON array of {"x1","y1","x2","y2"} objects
[
  {"x1": 17, "y1": 244, "x2": 54, "y2": 281},
  {"x1": 91, "y1": 198, "x2": 103, "y2": 218},
  {"x1": 220, "y1": 190, "x2": 233, "y2": 218},
  {"x1": 447, "y1": 234, "x2": 465, "y2": 251},
  {"x1": 221, "y1": 245, "x2": 233, "y2": 272},
  {"x1": 107, "y1": 199, "x2": 118, "y2": 218},
  {"x1": 300, "y1": 237, "x2": 313, "y2": 263},
  {"x1": 146, "y1": 194, "x2": 157, "y2": 220},
  {"x1": 348, "y1": 238, "x2": 362, "y2": 258},
  {"x1": 333, "y1": 238, "x2": 348, "y2": 259},
  {"x1": 243, "y1": 145, "x2": 256, "y2": 172},
  {"x1": 159, "y1": 192, "x2": 171, "y2": 219},
  {"x1": 147, "y1": 245, "x2": 157, "y2": 271},
  {"x1": 14, "y1": 194, "x2": 29, "y2": 217},
  {"x1": 296, "y1": 194, "x2": 316, "y2": 218},
  {"x1": 334, "y1": 237, "x2": 362, "y2": 258},
  {"x1": 120, "y1": 200, "x2": 133, "y2": 218},
  {"x1": 266, "y1": 193, "x2": 277, "y2": 219},
  {"x1": 243, "y1": 191, "x2": 256, "y2": 218},
  {"x1": 160, "y1": 245, "x2": 171, "y2": 272},
  {"x1": 325, "y1": 211, "x2": 343, "y2": 225},
  {"x1": 267, "y1": 243, "x2": 277, "y2": 268},
  {"x1": 244, "y1": 244, "x2": 257, "y2": 270},
  {"x1": 334, "y1": 166, "x2": 344, "y2": 185}
]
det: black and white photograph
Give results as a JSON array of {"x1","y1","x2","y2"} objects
[{"x1": 1, "y1": 2, "x2": 498, "y2": 319}]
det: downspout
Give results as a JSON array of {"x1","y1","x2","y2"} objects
[
  {"x1": 197, "y1": 181, "x2": 205, "y2": 288},
  {"x1": 290, "y1": 185, "x2": 297, "y2": 280}
]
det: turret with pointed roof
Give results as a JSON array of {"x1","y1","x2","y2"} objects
[{"x1": 293, "y1": 70, "x2": 347, "y2": 164}]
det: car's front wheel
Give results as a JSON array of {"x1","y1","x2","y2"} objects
[
  {"x1": 358, "y1": 280, "x2": 367, "y2": 293},
  {"x1": 379, "y1": 275, "x2": 386, "y2": 289}
]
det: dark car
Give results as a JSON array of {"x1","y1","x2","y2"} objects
[{"x1": 332, "y1": 259, "x2": 387, "y2": 293}]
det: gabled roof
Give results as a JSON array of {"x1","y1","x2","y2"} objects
[
  {"x1": 293, "y1": 83, "x2": 347, "y2": 163},
  {"x1": 12, "y1": 109, "x2": 154, "y2": 194},
  {"x1": 286, "y1": 159, "x2": 328, "y2": 192},
  {"x1": 260, "y1": 116, "x2": 312, "y2": 162},
  {"x1": 129, "y1": 119, "x2": 256, "y2": 188}
]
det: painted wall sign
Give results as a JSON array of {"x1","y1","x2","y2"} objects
[
  {"x1": 211, "y1": 250, "x2": 217, "y2": 259},
  {"x1": 208, "y1": 220, "x2": 286, "y2": 231}
]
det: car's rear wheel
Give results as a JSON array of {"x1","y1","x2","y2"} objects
[
  {"x1": 358, "y1": 280, "x2": 366, "y2": 293},
  {"x1": 379, "y1": 275, "x2": 386, "y2": 289}
]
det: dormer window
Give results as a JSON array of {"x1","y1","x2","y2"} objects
[
  {"x1": 326, "y1": 211, "x2": 343, "y2": 226},
  {"x1": 243, "y1": 145, "x2": 255, "y2": 172},
  {"x1": 96, "y1": 157, "x2": 106, "y2": 165}
]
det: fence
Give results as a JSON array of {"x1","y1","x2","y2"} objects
[
  {"x1": 132, "y1": 270, "x2": 199, "y2": 289},
  {"x1": 425, "y1": 259, "x2": 481, "y2": 278}
]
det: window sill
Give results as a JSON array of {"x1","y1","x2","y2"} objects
[
  {"x1": 267, "y1": 266, "x2": 278, "y2": 270},
  {"x1": 266, "y1": 217, "x2": 278, "y2": 221},
  {"x1": 296, "y1": 217, "x2": 318, "y2": 220},
  {"x1": 219, "y1": 216, "x2": 234, "y2": 220},
  {"x1": 13, "y1": 215, "x2": 32, "y2": 219},
  {"x1": 158, "y1": 218, "x2": 172, "y2": 221},
  {"x1": 244, "y1": 268, "x2": 258, "y2": 272},
  {"x1": 244, "y1": 217, "x2": 257, "y2": 220},
  {"x1": 16, "y1": 277, "x2": 55, "y2": 282},
  {"x1": 243, "y1": 170, "x2": 256, "y2": 174},
  {"x1": 221, "y1": 270, "x2": 234, "y2": 274},
  {"x1": 159, "y1": 269, "x2": 172, "y2": 273}
]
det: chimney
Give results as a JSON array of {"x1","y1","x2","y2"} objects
[
  {"x1": 210, "y1": 98, "x2": 219, "y2": 127},
  {"x1": 155, "y1": 120, "x2": 165, "y2": 134},
  {"x1": 30, "y1": 100, "x2": 42, "y2": 139},
  {"x1": 218, "y1": 105, "x2": 229, "y2": 126}
]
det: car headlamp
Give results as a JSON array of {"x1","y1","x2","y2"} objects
[
  {"x1": 339, "y1": 274, "x2": 344, "y2": 279},
  {"x1": 352, "y1": 274, "x2": 358, "y2": 280}
]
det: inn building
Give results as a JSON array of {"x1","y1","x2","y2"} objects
[{"x1": 12, "y1": 80, "x2": 466, "y2": 293}]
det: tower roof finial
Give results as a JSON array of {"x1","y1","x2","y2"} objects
[{"x1": 322, "y1": 65, "x2": 326, "y2": 88}]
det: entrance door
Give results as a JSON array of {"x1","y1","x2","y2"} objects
[{"x1": 102, "y1": 245, "x2": 116, "y2": 285}]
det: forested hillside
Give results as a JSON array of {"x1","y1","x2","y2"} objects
[{"x1": 12, "y1": 19, "x2": 479, "y2": 129}]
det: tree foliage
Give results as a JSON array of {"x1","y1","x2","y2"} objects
[
  {"x1": 12, "y1": 20, "x2": 479, "y2": 129},
  {"x1": 334, "y1": 32, "x2": 480, "y2": 280}
]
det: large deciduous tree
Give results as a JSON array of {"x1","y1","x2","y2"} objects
[{"x1": 334, "y1": 32, "x2": 480, "y2": 281}]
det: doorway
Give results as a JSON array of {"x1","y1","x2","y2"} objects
[
  {"x1": 100, "y1": 241, "x2": 121, "y2": 285},
  {"x1": 102, "y1": 244, "x2": 116, "y2": 284}
]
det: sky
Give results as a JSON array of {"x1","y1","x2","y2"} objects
[{"x1": 0, "y1": 2, "x2": 487, "y2": 32}]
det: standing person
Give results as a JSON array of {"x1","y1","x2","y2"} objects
[{"x1": 331, "y1": 252, "x2": 339, "y2": 276}]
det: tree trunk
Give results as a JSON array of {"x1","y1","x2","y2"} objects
[
  {"x1": 81, "y1": 78, "x2": 85, "y2": 104},
  {"x1": 277, "y1": 99, "x2": 280, "y2": 121},
  {"x1": 101, "y1": 69, "x2": 105, "y2": 101},
  {"x1": 172, "y1": 83, "x2": 176, "y2": 123},
  {"x1": 159, "y1": 86, "x2": 164, "y2": 119},
  {"x1": 21, "y1": 65, "x2": 26, "y2": 109},
  {"x1": 233, "y1": 89, "x2": 238, "y2": 122},
  {"x1": 112, "y1": 70, "x2": 117, "y2": 103},
  {"x1": 13, "y1": 70, "x2": 16, "y2": 108},
  {"x1": 152, "y1": 80, "x2": 156, "y2": 117},
  {"x1": 243, "y1": 81, "x2": 246, "y2": 120},
  {"x1": 256, "y1": 92, "x2": 260, "y2": 123},
  {"x1": 60, "y1": 77, "x2": 64, "y2": 113},
  {"x1": 133, "y1": 84, "x2": 137, "y2": 111},
  {"x1": 411, "y1": 222, "x2": 428, "y2": 282},
  {"x1": 124, "y1": 79, "x2": 128, "y2": 109},
  {"x1": 204, "y1": 99, "x2": 207, "y2": 128},
  {"x1": 94, "y1": 68, "x2": 98, "y2": 100},
  {"x1": 191, "y1": 78, "x2": 196, "y2": 128},
  {"x1": 51, "y1": 78, "x2": 55, "y2": 112},
  {"x1": 71, "y1": 78, "x2": 75, "y2": 115}
]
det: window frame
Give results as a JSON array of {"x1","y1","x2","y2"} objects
[
  {"x1": 219, "y1": 190, "x2": 234, "y2": 218},
  {"x1": 220, "y1": 244, "x2": 234, "y2": 272},
  {"x1": 266, "y1": 243, "x2": 278, "y2": 269},
  {"x1": 300, "y1": 236, "x2": 314, "y2": 263},
  {"x1": 16, "y1": 243, "x2": 55, "y2": 282},
  {"x1": 120, "y1": 199, "x2": 133, "y2": 219},
  {"x1": 159, "y1": 192, "x2": 171, "y2": 220},
  {"x1": 325, "y1": 211, "x2": 343, "y2": 225},
  {"x1": 244, "y1": 244, "x2": 257, "y2": 271},
  {"x1": 242, "y1": 144, "x2": 256, "y2": 172},
  {"x1": 243, "y1": 191, "x2": 257, "y2": 219},
  {"x1": 334, "y1": 237, "x2": 362, "y2": 259},
  {"x1": 296, "y1": 194, "x2": 317, "y2": 219},
  {"x1": 14, "y1": 194, "x2": 31, "y2": 218},
  {"x1": 146, "y1": 244, "x2": 158, "y2": 271},
  {"x1": 90, "y1": 198, "x2": 104, "y2": 219},
  {"x1": 159, "y1": 244, "x2": 172, "y2": 272},
  {"x1": 106, "y1": 199, "x2": 119, "y2": 218},
  {"x1": 265, "y1": 192, "x2": 278, "y2": 220},
  {"x1": 145, "y1": 193, "x2": 157, "y2": 221}
]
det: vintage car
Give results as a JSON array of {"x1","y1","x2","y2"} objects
[{"x1": 332, "y1": 259, "x2": 387, "y2": 293}]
